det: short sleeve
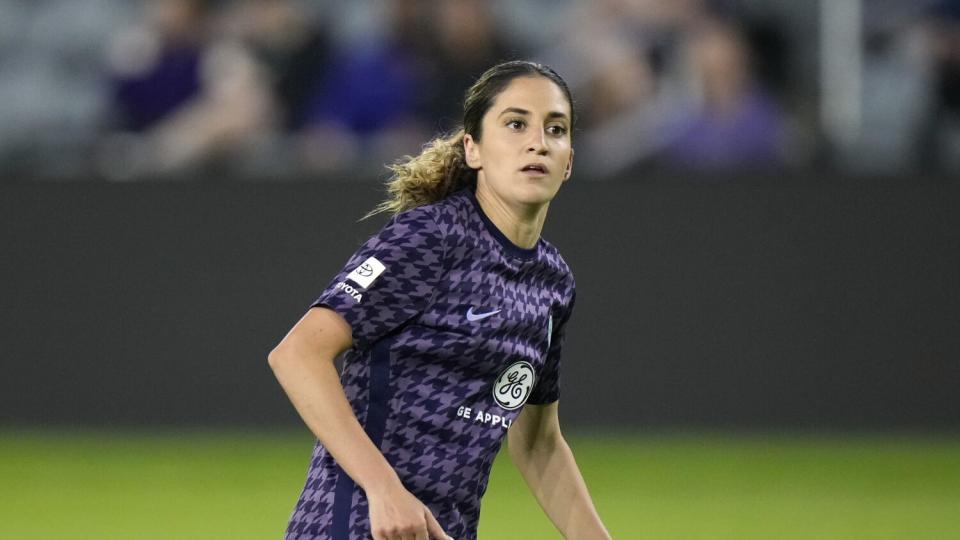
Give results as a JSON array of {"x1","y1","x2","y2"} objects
[
  {"x1": 527, "y1": 288, "x2": 576, "y2": 405},
  {"x1": 311, "y1": 206, "x2": 445, "y2": 351}
]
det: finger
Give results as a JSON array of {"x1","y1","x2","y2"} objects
[
  {"x1": 423, "y1": 508, "x2": 450, "y2": 540},
  {"x1": 377, "y1": 528, "x2": 399, "y2": 540},
  {"x1": 401, "y1": 524, "x2": 426, "y2": 540}
]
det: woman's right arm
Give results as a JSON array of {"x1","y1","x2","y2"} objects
[{"x1": 268, "y1": 307, "x2": 450, "y2": 540}]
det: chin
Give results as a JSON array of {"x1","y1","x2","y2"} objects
[{"x1": 514, "y1": 182, "x2": 561, "y2": 206}]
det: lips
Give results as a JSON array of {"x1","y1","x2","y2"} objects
[{"x1": 520, "y1": 163, "x2": 549, "y2": 174}]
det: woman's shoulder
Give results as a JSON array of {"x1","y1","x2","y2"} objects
[
  {"x1": 538, "y1": 236, "x2": 571, "y2": 270},
  {"x1": 378, "y1": 194, "x2": 471, "y2": 252},
  {"x1": 394, "y1": 190, "x2": 473, "y2": 236},
  {"x1": 537, "y1": 237, "x2": 576, "y2": 293},
  {"x1": 388, "y1": 197, "x2": 453, "y2": 233}
]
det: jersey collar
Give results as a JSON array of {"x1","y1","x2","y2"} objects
[{"x1": 465, "y1": 189, "x2": 541, "y2": 260}]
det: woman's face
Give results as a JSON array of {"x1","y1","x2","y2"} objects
[{"x1": 464, "y1": 76, "x2": 574, "y2": 208}]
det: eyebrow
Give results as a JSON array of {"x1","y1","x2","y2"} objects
[{"x1": 497, "y1": 107, "x2": 569, "y2": 121}]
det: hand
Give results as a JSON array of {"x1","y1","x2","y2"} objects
[{"x1": 367, "y1": 482, "x2": 452, "y2": 540}]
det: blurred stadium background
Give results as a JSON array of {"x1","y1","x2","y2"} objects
[{"x1": 2, "y1": 0, "x2": 959, "y2": 538}]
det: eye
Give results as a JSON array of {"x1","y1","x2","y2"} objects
[
  {"x1": 506, "y1": 119, "x2": 525, "y2": 130},
  {"x1": 546, "y1": 124, "x2": 568, "y2": 137}
]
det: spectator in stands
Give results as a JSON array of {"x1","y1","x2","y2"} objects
[
  {"x1": 107, "y1": 0, "x2": 210, "y2": 132},
  {"x1": 534, "y1": 0, "x2": 712, "y2": 178},
  {"x1": 422, "y1": 0, "x2": 518, "y2": 130},
  {"x1": 231, "y1": 0, "x2": 332, "y2": 132},
  {"x1": 99, "y1": 0, "x2": 274, "y2": 179},
  {"x1": 659, "y1": 18, "x2": 786, "y2": 172},
  {"x1": 296, "y1": 0, "x2": 434, "y2": 174},
  {"x1": 566, "y1": 26, "x2": 667, "y2": 179}
]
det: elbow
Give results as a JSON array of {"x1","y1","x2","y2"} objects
[
  {"x1": 267, "y1": 344, "x2": 292, "y2": 371},
  {"x1": 269, "y1": 342, "x2": 336, "y2": 373}
]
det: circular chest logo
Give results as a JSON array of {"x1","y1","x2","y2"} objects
[{"x1": 492, "y1": 361, "x2": 536, "y2": 410}]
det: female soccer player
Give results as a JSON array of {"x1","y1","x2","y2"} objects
[{"x1": 269, "y1": 60, "x2": 611, "y2": 540}]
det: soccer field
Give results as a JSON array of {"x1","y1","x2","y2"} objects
[{"x1": 1, "y1": 430, "x2": 957, "y2": 539}]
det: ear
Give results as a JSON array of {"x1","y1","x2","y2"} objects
[
  {"x1": 463, "y1": 133, "x2": 482, "y2": 170},
  {"x1": 563, "y1": 148, "x2": 574, "y2": 181}
]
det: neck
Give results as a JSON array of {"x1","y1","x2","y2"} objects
[{"x1": 474, "y1": 182, "x2": 548, "y2": 250}]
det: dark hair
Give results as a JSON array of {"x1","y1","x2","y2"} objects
[
  {"x1": 464, "y1": 60, "x2": 576, "y2": 143},
  {"x1": 367, "y1": 60, "x2": 576, "y2": 217}
]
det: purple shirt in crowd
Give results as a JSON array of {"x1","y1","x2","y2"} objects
[
  {"x1": 285, "y1": 189, "x2": 576, "y2": 540},
  {"x1": 664, "y1": 89, "x2": 783, "y2": 170}
]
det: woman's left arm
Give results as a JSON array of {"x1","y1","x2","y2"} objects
[{"x1": 507, "y1": 401, "x2": 612, "y2": 539}]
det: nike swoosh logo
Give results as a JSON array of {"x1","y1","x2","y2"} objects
[{"x1": 466, "y1": 307, "x2": 501, "y2": 322}]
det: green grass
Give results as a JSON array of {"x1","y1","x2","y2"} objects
[{"x1": 1, "y1": 429, "x2": 958, "y2": 539}]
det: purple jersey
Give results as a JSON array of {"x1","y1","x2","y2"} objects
[{"x1": 286, "y1": 189, "x2": 575, "y2": 540}]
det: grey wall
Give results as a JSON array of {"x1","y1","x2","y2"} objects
[{"x1": 2, "y1": 178, "x2": 959, "y2": 429}]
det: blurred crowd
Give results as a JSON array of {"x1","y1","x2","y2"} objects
[{"x1": 1, "y1": 0, "x2": 959, "y2": 181}]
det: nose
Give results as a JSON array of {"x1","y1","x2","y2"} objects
[{"x1": 526, "y1": 128, "x2": 548, "y2": 155}]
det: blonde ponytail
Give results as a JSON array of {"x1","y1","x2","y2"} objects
[{"x1": 365, "y1": 128, "x2": 475, "y2": 219}]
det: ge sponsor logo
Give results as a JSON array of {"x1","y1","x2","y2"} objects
[
  {"x1": 455, "y1": 406, "x2": 513, "y2": 429},
  {"x1": 492, "y1": 361, "x2": 536, "y2": 410}
]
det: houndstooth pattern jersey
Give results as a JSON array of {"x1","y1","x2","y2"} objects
[{"x1": 285, "y1": 189, "x2": 576, "y2": 540}]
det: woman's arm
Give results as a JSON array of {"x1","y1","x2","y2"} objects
[
  {"x1": 268, "y1": 307, "x2": 449, "y2": 540},
  {"x1": 507, "y1": 402, "x2": 612, "y2": 539}
]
